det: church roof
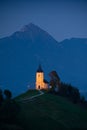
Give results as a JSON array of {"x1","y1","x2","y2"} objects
[{"x1": 37, "y1": 64, "x2": 43, "y2": 72}]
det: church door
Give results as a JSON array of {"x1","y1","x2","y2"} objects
[{"x1": 38, "y1": 85, "x2": 40, "y2": 89}]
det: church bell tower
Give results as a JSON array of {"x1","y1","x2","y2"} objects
[{"x1": 36, "y1": 64, "x2": 44, "y2": 90}]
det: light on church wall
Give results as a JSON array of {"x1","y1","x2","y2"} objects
[{"x1": 36, "y1": 65, "x2": 48, "y2": 90}]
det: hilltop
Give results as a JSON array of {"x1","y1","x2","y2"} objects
[{"x1": 15, "y1": 90, "x2": 87, "y2": 129}]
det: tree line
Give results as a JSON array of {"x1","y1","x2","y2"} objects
[{"x1": 48, "y1": 71, "x2": 87, "y2": 106}]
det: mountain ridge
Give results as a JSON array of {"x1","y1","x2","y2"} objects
[
  {"x1": 9, "y1": 23, "x2": 59, "y2": 45},
  {"x1": 0, "y1": 23, "x2": 87, "y2": 97}
]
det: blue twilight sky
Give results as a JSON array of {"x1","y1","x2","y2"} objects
[{"x1": 0, "y1": 0, "x2": 87, "y2": 41}]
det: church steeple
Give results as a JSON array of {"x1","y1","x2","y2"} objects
[{"x1": 36, "y1": 64, "x2": 43, "y2": 72}]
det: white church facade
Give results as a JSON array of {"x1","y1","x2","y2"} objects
[{"x1": 36, "y1": 65, "x2": 48, "y2": 90}]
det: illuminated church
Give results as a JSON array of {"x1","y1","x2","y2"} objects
[{"x1": 36, "y1": 65, "x2": 48, "y2": 90}]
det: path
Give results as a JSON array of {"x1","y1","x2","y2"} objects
[{"x1": 18, "y1": 90, "x2": 44, "y2": 103}]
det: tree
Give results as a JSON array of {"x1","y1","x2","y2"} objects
[
  {"x1": 71, "y1": 87, "x2": 80, "y2": 103},
  {"x1": 4, "y1": 89, "x2": 12, "y2": 99},
  {"x1": 49, "y1": 71, "x2": 61, "y2": 92},
  {"x1": 81, "y1": 96, "x2": 85, "y2": 103},
  {"x1": 48, "y1": 70, "x2": 80, "y2": 104},
  {"x1": 0, "y1": 89, "x2": 20, "y2": 123},
  {"x1": 59, "y1": 82, "x2": 68, "y2": 96},
  {"x1": 59, "y1": 83, "x2": 80, "y2": 103},
  {"x1": 0, "y1": 89, "x2": 4, "y2": 106}
]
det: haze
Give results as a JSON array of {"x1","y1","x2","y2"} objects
[{"x1": 0, "y1": 0, "x2": 87, "y2": 41}]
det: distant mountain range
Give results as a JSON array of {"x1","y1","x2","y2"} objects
[{"x1": 0, "y1": 23, "x2": 87, "y2": 97}]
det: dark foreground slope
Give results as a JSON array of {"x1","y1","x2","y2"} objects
[{"x1": 16, "y1": 91, "x2": 87, "y2": 130}]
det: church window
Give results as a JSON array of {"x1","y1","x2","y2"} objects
[{"x1": 38, "y1": 74, "x2": 40, "y2": 77}]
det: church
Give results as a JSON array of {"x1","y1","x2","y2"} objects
[{"x1": 36, "y1": 65, "x2": 48, "y2": 90}]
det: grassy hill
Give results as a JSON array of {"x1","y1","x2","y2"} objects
[
  {"x1": 15, "y1": 90, "x2": 87, "y2": 130},
  {"x1": 14, "y1": 89, "x2": 39, "y2": 100}
]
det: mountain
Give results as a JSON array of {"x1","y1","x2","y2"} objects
[{"x1": 0, "y1": 23, "x2": 87, "y2": 97}]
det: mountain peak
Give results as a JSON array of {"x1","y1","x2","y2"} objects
[
  {"x1": 20, "y1": 23, "x2": 40, "y2": 32},
  {"x1": 11, "y1": 23, "x2": 58, "y2": 44},
  {"x1": 11, "y1": 23, "x2": 57, "y2": 43}
]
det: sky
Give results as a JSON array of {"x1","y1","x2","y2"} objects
[{"x1": 0, "y1": 0, "x2": 87, "y2": 41}]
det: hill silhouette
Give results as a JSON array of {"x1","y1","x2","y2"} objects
[{"x1": 15, "y1": 90, "x2": 87, "y2": 129}]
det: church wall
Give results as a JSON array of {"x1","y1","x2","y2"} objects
[
  {"x1": 36, "y1": 72, "x2": 44, "y2": 89},
  {"x1": 35, "y1": 65, "x2": 48, "y2": 90}
]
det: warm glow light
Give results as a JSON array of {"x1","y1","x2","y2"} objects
[{"x1": 36, "y1": 72, "x2": 48, "y2": 90}]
